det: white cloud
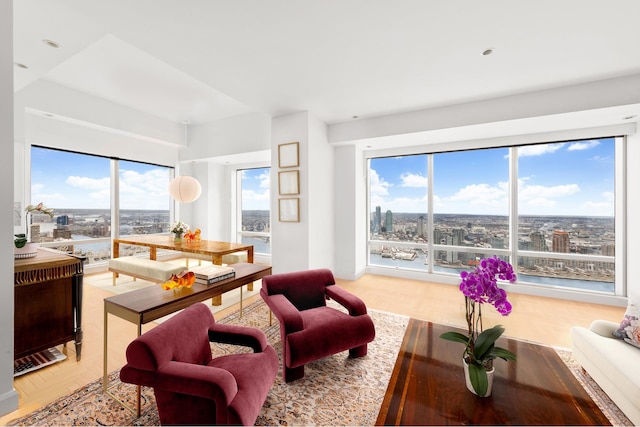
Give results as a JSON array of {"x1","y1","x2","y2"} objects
[
  {"x1": 567, "y1": 140, "x2": 599, "y2": 151},
  {"x1": 370, "y1": 169, "x2": 391, "y2": 197},
  {"x1": 66, "y1": 175, "x2": 110, "y2": 190},
  {"x1": 400, "y1": 173, "x2": 428, "y2": 188},
  {"x1": 517, "y1": 143, "x2": 565, "y2": 157}
]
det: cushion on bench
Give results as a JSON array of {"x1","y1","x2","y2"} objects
[{"x1": 108, "y1": 257, "x2": 185, "y2": 283}]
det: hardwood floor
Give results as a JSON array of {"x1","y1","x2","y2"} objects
[{"x1": 0, "y1": 267, "x2": 625, "y2": 424}]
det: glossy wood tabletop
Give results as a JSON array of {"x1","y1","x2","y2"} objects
[
  {"x1": 376, "y1": 318, "x2": 610, "y2": 426},
  {"x1": 113, "y1": 235, "x2": 254, "y2": 264}
]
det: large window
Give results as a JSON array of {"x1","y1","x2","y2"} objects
[
  {"x1": 367, "y1": 137, "x2": 620, "y2": 295},
  {"x1": 29, "y1": 146, "x2": 172, "y2": 263},
  {"x1": 236, "y1": 167, "x2": 271, "y2": 255}
]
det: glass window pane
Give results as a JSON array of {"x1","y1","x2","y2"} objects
[
  {"x1": 30, "y1": 147, "x2": 111, "y2": 263},
  {"x1": 118, "y1": 160, "x2": 171, "y2": 235},
  {"x1": 239, "y1": 167, "x2": 271, "y2": 254},
  {"x1": 517, "y1": 139, "x2": 615, "y2": 290},
  {"x1": 369, "y1": 155, "x2": 428, "y2": 270},
  {"x1": 433, "y1": 148, "x2": 510, "y2": 254}
]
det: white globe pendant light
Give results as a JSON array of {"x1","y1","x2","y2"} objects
[{"x1": 169, "y1": 176, "x2": 202, "y2": 203}]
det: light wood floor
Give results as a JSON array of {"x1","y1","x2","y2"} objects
[{"x1": 0, "y1": 267, "x2": 625, "y2": 424}]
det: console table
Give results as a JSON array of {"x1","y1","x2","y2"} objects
[
  {"x1": 103, "y1": 262, "x2": 272, "y2": 415},
  {"x1": 14, "y1": 248, "x2": 84, "y2": 360}
]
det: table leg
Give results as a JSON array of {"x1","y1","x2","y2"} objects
[
  {"x1": 103, "y1": 303, "x2": 108, "y2": 392},
  {"x1": 247, "y1": 247, "x2": 255, "y2": 291}
]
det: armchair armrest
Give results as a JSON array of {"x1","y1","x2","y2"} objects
[
  {"x1": 208, "y1": 323, "x2": 269, "y2": 353},
  {"x1": 260, "y1": 290, "x2": 304, "y2": 334},
  {"x1": 154, "y1": 360, "x2": 238, "y2": 410},
  {"x1": 325, "y1": 284, "x2": 368, "y2": 316}
]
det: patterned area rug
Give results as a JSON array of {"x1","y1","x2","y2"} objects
[{"x1": 7, "y1": 300, "x2": 633, "y2": 426}]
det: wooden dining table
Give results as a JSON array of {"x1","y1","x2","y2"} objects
[{"x1": 112, "y1": 235, "x2": 254, "y2": 265}]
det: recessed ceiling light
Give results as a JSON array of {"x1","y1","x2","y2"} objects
[
  {"x1": 14, "y1": 62, "x2": 29, "y2": 69},
  {"x1": 42, "y1": 39, "x2": 61, "y2": 48},
  {"x1": 482, "y1": 48, "x2": 494, "y2": 56}
]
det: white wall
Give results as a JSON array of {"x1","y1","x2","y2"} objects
[
  {"x1": 333, "y1": 145, "x2": 366, "y2": 280},
  {"x1": 307, "y1": 113, "x2": 333, "y2": 271},
  {"x1": 186, "y1": 112, "x2": 271, "y2": 160},
  {"x1": 0, "y1": 1, "x2": 19, "y2": 416},
  {"x1": 270, "y1": 112, "x2": 309, "y2": 273}
]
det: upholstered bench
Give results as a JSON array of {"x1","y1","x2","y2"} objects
[
  {"x1": 108, "y1": 257, "x2": 185, "y2": 286},
  {"x1": 185, "y1": 251, "x2": 249, "y2": 267}
]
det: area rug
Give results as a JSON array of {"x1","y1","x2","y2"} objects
[
  {"x1": 8, "y1": 301, "x2": 632, "y2": 426},
  {"x1": 13, "y1": 347, "x2": 67, "y2": 378},
  {"x1": 7, "y1": 299, "x2": 409, "y2": 426}
]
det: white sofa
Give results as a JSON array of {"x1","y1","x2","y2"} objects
[{"x1": 571, "y1": 320, "x2": 640, "y2": 426}]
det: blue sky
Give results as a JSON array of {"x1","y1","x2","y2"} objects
[
  {"x1": 241, "y1": 167, "x2": 270, "y2": 210},
  {"x1": 30, "y1": 148, "x2": 171, "y2": 210},
  {"x1": 31, "y1": 138, "x2": 615, "y2": 216},
  {"x1": 370, "y1": 138, "x2": 615, "y2": 216}
]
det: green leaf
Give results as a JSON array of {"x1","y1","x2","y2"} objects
[
  {"x1": 439, "y1": 331, "x2": 470, "y2": 345},
  {"x1": 468, "y1": 363, "x2": 489, "y2": 396},
  {"x1": 489, "y1": 346, "x2": 517, "y2": 361},
  {"x1": 473, "y1": 325, "x2": 505, "y2": 360}
]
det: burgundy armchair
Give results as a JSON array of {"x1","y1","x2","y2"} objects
[
  {"x1": 119, "y1": 303, "x2": 278, "y2": 426},
  {"x1": 260, "y1": 268, "x2": 375, "y2": 382}
]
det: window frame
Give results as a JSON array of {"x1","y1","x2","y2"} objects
[{"x1": 365, "y1": 136, "x2": 626, "y2": 300}]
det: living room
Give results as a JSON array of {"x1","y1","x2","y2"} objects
[{"x1": 2, "y1": 0, "x2": 640, "y2": 423}]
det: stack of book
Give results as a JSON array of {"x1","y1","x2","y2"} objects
[{"x1": 191, "y1": 264, "x2": 236, "y2": 285}]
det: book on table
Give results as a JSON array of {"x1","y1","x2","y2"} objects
[{"x1": 190, "y1": 264, "x2": 236, "y2": 285}]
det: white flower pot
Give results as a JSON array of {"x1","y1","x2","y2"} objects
[{"x1": 463, "y1": 358, "x2": 495, "y2": 397}]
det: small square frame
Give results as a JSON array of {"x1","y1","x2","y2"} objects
[
  {"x1": 278, "y1": 142, "x2": 299, "y2": 168},
  {"x1": 278, "y1": 170, "x2": 300, "y2": 195},
  {"x1": 279, "y1": 198, "x2": 300, "y2": 222}
]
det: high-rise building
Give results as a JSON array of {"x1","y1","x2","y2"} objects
[
  {"x1": 385, "y1": 210, "x2": 393, "y2": 233},
  {"x1": 374, "y1": 206, "x2": 381, "y2": 233},
  {"x1": 552, "y1": 230, "x2": 570, "y2": 253},
  {"x1": 417, "y1": 215, "x2": 426, "y2": 238},
  {"x1": 530, "y1": 231, "x2": 548, "y2": 252},
  {"x1": 452, "y1": 228, "x2": 465, "y2": 246}
]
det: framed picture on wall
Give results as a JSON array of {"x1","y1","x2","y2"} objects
[
  {"x1": 279, "y1": 198, "x2": 300, "y2": 222},
  {"x1": 278, "y1": 142, "x2": 299, "y2": 168},
  {"x1": 278, "y1": 170, "x2": 300, "y2": 195}
]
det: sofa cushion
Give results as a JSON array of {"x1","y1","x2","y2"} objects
[{"x1": 612, "y1": 298, "x2": 640, "y2": 348}]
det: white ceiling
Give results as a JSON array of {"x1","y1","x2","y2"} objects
[{"x1": 13, "y1": 0, "x2": 640, "y2": 126}]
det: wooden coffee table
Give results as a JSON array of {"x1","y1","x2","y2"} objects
[{"x1": 376, "y1": 318, "x2": 610, "y2": 426}]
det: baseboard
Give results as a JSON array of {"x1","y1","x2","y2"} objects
[{"x1": 0, "y1": 388, "x2": 19, "y2": 418}]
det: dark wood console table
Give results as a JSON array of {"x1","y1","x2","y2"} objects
[
  {"x1": 14, "y1": 248, "x2": 85, "y2": 361},
  {"x1": 376, "y1": 318, "x2": 610, "y2": 426}
]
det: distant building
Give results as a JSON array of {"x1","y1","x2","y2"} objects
[
  {"x1": 552, "y1": 230, "x2": 570, "y2": 253},
  {"x1": 385, "y1": 210, "x2": 393, "y2": 233},
  {"x1": 374, "y1": 206, "x2": 381, "y2": 233},
  {"x1": 602, "y1": 243, "x2": 615, "y2": 256},
  {"x1": 417, "y1": 215, "x2": 426, "y2": 238},
  {"x1": 530, "y1": 231, "x2": 548, "y2": 252}
]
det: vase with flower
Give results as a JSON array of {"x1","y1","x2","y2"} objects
[
  {"x1": 15, "y1": 202, "x2": 54, "y2": 258},
  {"x1": 440, "y1": 256, "x2": 517, "y2": 397},
  {"x1": 170, "y1": 220, "x2": 189, "y2": 241}
]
